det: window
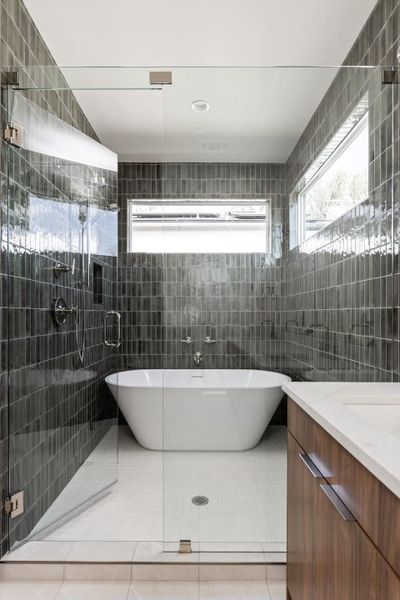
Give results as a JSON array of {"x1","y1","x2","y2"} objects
[
  {"x1": 128, "y1": 200, "x2": 271, "y2": 253},
  {"x1": 290, "y1": 98, "x2": 369, "y2": 248}
]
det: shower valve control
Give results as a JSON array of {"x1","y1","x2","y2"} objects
[
  {"x1": 180, "y1": 336, "x2": 192, "y2": 344},
  {"x1": 53, "y1": 297, "x2": 77, "y2": 324}
]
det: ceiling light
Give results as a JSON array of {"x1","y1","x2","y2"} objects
[{"x1": 191, "y1": 100, "x2": 210, "y2": 113}]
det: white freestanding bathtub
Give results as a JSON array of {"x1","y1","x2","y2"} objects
[{"x1": 105, "y1": 369, "x2": 291, "y2": 451}]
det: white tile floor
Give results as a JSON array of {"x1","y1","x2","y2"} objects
[
  {"x1": 0, "y1": 579, "x2": 287, "y2": 599},
  {"x1": 21, "y1": 425, "x2": 286, "y2": 556}
]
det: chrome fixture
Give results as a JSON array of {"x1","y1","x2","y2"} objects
[
  {"x1": 204, "y1": 336, "x2": 216, "y2": 344},
  {"x1": 320, "y1": 484, "x2": 355, "y2": 522},
  {"x1": 180, "y1": 336, "x2": 192, "y2": 344},
  {"x1": 193, "y1": 351, "x2": 203, "y2": 366},
  {"x1": 52, "y1": 297, "x2": 85, "y2": 363},
  {"x1": 3, "y1": 121, "x2": 23, "y2": 147},
  {"x1": 4, "y1": 490, "x2": 24, "y2": 518},
  {"x1": 299, "y1": 453, "x2": 323, "y2": 479},
  {"x1": 179, "y1": 540, "x2": 192, "y2": 554},
  {"x1": 53, "y1": 297, "x2": 77, "y2": 325},
  {"x1": 52, "y1": 260, "x2": 75, "y2": 277},
  {"x1": 191, "y1": 495, "x2": 209, "y2": 506},
  {"x1": 104, "y1": 311, "x2": 122, "y2": 348}
]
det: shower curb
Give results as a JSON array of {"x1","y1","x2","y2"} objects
[{"x1": 0, "y1": 561, "x2": 286, "y2": 582}]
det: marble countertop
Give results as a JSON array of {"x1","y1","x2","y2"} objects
[{"x1": 282, "y1": 382, "x2": 400, "y2": 500}]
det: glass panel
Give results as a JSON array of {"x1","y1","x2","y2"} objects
[
  {"x1": 5, "y1": 87, "x2": 120, "y2": 548},
  {"x1": 159, "y1": 65, "x2": 392, "y2": 554},
  {"x1": 0, "y1": 64, "x2": 394, "y2": 560}
]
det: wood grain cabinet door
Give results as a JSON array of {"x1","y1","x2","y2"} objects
[
  {"x1": 288, "y1": 431, "x2": 400, "y2": 600},
  {"x1": 287, "y1": 433, "x2": 321, "y2": 600},
  {"x1": 313, "y1": 477, "x2": 400, "y2": 600}
]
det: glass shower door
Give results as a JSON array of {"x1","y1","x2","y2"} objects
[
  {"x1": 3, "y1": 69, "x2": 167, "y2": 551},
  {"x1": 4, "y1": 84, "x2": 121, "y2": 549}
]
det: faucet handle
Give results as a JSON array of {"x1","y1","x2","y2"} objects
[
  {"x1": 180, "y1": 336, "x2": 192, "y2": 344},
  {"x1": 204, "y1": 336, "x2": 216, "y2": 344}
]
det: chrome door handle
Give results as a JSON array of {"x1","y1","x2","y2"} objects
[
  {"x1": 298, "y1": 453, "x2": 323, "y2": 479},
  {"x1": 320, "y1": 484, "x2": 355, "y2": 522},
  {"x1": 104, "y1": 311, "x2": 121, "y2": 347}
]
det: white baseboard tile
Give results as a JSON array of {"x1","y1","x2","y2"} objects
[
  {"x1": 0, "y1": 562, "x2": 64, "y2": 580},
  {"x1": 199, "y1": 564, "x2": 268, "y2": 581},
  {"x1": 132, "y1": 563, "x2": 199, "y2": 581},
  {"x1": 64, "y1": 563, "x2": 132, "y2": 580}
]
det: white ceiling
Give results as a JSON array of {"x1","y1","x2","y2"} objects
[{"x1": 24, "y1": 0, "x2": 377, "y2": 162}]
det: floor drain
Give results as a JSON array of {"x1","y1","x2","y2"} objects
[{"x1": 192, "y1": 495, "x2": 209, "y2": 506}]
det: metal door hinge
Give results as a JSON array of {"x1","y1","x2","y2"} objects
[
  {"x1": 4, "y1": 491, "x2": 24, "y2": 518},
  {"x1": 179, "y1": 539, "x2": 192, "y2": 553},
  {"x1": 382, "y1": 69, "x2": 400, "y2": 84},
  {"x1": 1, "y1": 70, "x2": 19, "y2": 86},
  {"x1": 149, "y1": 71, "x2": 172, "y2": 85},
  {"x1": 4, "y1": 122, "x2": 23, "y2": 147}
]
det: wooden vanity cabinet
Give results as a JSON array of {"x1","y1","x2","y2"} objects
[{"x1": 287, "y1": 399, "x2": 400, "y2": 600}]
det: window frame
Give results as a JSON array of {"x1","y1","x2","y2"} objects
[
  {"x1": 291, "y1": 103, "x2": 369, "y2": 249},
  {"x1": 127, "y1": 198, "x2": 272, "y2": 254}
]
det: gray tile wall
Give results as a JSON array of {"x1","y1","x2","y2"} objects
[
  {"x1": 0, "y1": 0, "x2": 117, "y2": 556},
  {"x1": 118, "y1": 2, "x2": 400, "y2": 389},
  {"x1": 283, "y1": 0, "x2": 400, "y2": 382},
  {"x1": 118, "y1": 163, "x2": 286, "y2": 376}
]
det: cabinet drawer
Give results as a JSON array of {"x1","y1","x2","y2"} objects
[
  {"x1": 288, "y1": 398, "x2": 400, "y2": 578},
  {"x1": 288, "y1": 433, "x2": 400, "y2": 600}
]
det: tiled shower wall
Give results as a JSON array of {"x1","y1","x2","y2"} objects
[
  {"x1": 118, "y1": 2, "x2": 400, "y2": 386},
  {"x1": 0, "y1": 0, "x2": 118, "y2": 555},
  {"x1": 283, "y1": 0, "x2": 400, "y2": 382},
  {"x1": 117, "y1": 163, "x2": 286, "y2": 372}
]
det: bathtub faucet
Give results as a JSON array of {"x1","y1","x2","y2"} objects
[{"x1": 193, "y1": 351, "x2": 203, "y2": 366}]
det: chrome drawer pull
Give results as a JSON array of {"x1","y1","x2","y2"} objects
[
  {"x1": 299, "y1": 453, "x2": 323, "y2": 479},
  {"x1": 320, "y1": 484, "x2": 355, "y2": 522}
]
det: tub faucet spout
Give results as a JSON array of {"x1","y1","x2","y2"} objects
[{"x1": 193, "y1": 351, "x2": 203, "y2": 366}]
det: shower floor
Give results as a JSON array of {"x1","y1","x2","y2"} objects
[{"x1": 9, "y1": 425, "x2": 287, "y2": 559}]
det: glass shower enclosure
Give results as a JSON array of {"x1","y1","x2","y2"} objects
[
  {"x1": 1, "y1": 65, "x2": 395, "y2": 557},
  {"x1": 3, "y1": 80, "x2": 121, "y2": 548}
]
